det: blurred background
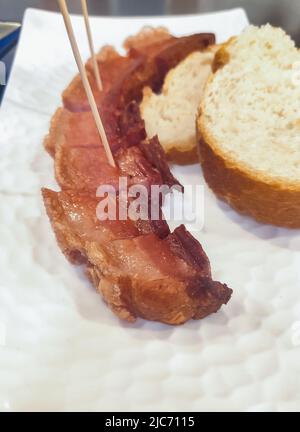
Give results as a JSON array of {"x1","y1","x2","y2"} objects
[{"x1": 0, "y1": 0, "x2": 300, "y2": 101}]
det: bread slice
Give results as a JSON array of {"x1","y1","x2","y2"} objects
[
  {"x1": 141, "y1": 47, "x2": 217, "y2": 164},
  {"x1": 197, "y1": 25, "x2": 300, "y2": 228}
]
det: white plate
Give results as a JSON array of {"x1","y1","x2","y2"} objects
[{"x1": 1, "y1": 8, "x2": 300, "y2": 412}]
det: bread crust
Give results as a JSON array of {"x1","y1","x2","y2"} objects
[
  {"x1": 167, "y1": 145, "x2": 198, "y2": 164},
  {"x1": 197, "y1": 104, "x2": 300, "y2": 229},
  {"x1": 211, "y1": 37, "x2": 235, "y2": 72}
]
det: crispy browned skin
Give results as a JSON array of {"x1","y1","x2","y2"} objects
[
  {"x1": 63, "y1": 29, "x2": 215, "y2": 111},
  {"x1": 43, "y1": 28, "x2": 232, "y2": 325},
  {"x1": 42, "y1": 188, "x2": 231, "y2": 324}
]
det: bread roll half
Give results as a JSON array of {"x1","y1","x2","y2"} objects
[{"x1": 197, "y1": 25, "x2": 300, "y2": 228}]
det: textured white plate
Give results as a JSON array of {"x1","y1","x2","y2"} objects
[{"x1": 1, "y1": 8, "x2": 300, "y2": 412}]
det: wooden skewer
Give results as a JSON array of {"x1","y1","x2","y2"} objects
[
  {"x1": 81, "y1": 0, "x2": 103, "y2": 91},
  {"x1": 57, "y1": 0, "x2": 115, "y2": 167}
]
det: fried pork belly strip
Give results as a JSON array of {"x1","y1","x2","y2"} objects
[
  {"x1": 63, "y1": 29, "x2": 215, "y2": 112},
  {"x1": 42, "y1": 28, "x2": 232, "y2": 324},
  {"x1": 42, "y1": 188, "x2": 231, "y2": 324}
]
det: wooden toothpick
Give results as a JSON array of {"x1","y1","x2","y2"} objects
[
  {"x1": 81, "y1": 0, "x2": 103, "y2": 91},
  {"x1": 57, "y1": 0, "x2": 115, "y2": 167}
]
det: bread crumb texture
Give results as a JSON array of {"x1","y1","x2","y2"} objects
[
  {"x1": 141, "y1": 48, "x2": 216, "y2": 163},
  {"x1": 201, "y1": 25, "x2": 300, "y2": 184}
]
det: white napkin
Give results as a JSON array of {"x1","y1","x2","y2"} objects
[{"x1": 1, "y1": 8, "x2": 300, "y2": 413}]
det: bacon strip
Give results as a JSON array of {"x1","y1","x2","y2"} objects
[
  {"x1": 63, "y1": 31, "x2": 215, "y2": 110},
  {"x1": 42, "y1": 188, "x2": 231, "y2": 324},
  {"x1": 43, "y1": 28, "x2": 231, "y2": 324}
]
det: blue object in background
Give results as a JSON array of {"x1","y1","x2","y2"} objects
[
  {"x1": 0, "y1": 22, "x2": 21, "y2": 101},
  {"x1": 0, "y1": 22, "x2": 21, "y2": 59}
]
